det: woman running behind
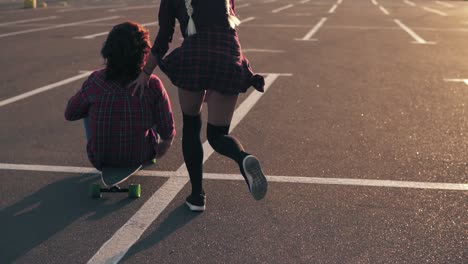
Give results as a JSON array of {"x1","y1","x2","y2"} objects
[{"x1": 131, "y1": 0, "x2": 267, "y2": 212}]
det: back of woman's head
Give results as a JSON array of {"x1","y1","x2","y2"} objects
[{"x1": 101, "y1": 21, "x2": 150, "y2": 83}]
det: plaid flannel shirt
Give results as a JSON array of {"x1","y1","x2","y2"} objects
[{"x1": 65, "y1": 69, "x2": 175, "y2": 170}]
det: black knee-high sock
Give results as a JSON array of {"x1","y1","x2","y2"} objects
[
  {"x1": 206, "y1": 123, "x2": 249, "y2": 167},
  {"x1": 182, "y1": 114, "x2": 203, "y2": 195}
]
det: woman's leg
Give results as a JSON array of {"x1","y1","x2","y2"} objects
[
  {"x1": 206, "y1": 91, "x2": 247, "y2": 162},
  {"x1": 178, "y1": 88, "x2": 206, "y2": 205},
  {"x1": 206, "y1": 91, "x2": 267, "y2": 200}
]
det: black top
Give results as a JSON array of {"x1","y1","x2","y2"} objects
[{"x1": 151, "y1": 0, "x2": 236, "y2": 59}]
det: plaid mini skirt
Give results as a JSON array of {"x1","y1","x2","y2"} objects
[{"x1": 159, "y1": 27, "x2": 263, "y2": 95}]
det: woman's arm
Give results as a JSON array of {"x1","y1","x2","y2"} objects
[
  {"x1": 131, "y1": 0, "x2": 176, "y2": 97},
  {"x1": 131, "y1": 53, "x2": 158, "y2": 97},
  {"x1": 65, "y1": 78, "x2": 91, "y2": 121}
]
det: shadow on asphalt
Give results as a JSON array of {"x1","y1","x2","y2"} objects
[
  {"x1": 122, "y1": 203, "x2": 201, "y2": 261},
  {"x1": 0, "y1": 173, "x2": 133, "y2": 263}
]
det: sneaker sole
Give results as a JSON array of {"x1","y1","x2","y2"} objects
[
  {"x1": 243, "y1": 155, "x2": 268, "y2": 200},
  {"x1": 185, "y1": 201, "x2": 205, "y2": 212}
]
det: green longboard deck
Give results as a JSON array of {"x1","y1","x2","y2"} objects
[{"x1": 101, "y1": 165, "x2": 142, "y2": 187}]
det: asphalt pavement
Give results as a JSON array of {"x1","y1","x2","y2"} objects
[{"x1": 0, "y1": 0, "x2": 467, "y2": 263}]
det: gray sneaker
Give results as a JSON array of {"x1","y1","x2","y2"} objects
[{"x1": 241, "y1": 155, "x2": 268, "y2": 200}]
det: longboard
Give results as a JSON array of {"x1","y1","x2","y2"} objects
[
  {"x1": 101, "y1": 165, "x2": 142, "y2": 187},
  {"x1": 89, "y1": 159, "x2": 156, "y2": 199},
  {"x1": 90, "y1": 165, "x2": 142, "y2": 198}
]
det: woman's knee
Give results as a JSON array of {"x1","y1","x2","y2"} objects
[{"x1": 207, "y1": 123, "x2": 229, "y2": 149}]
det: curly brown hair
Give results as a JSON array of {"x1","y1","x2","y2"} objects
[{"x1": 101, "y1": 21, "x2": 151, "y2": 84}]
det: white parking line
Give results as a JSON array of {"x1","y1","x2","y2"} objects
[
  {"x1": 108, "y1": 5, "x2": 157, "y2": 12},
  {"x1": 244, "y1": 24, "x2": 312, "y2": 28},
  {"x1": 242, "y1": 24, "x2": 468, "y2": 32},
  {"x1": 1, "y1": 163, "x2": 466, "y2": 191},
  {"x1": 422, "y1": 6, "x2": 448, "y2": 16},
  {"x1": 0, "y1": 16, "x2": 120, "y2": 38},
  {"x1": 243, "y1": 49, "x2": 285, "y2": 53},
  {"x1": 295, "y1": 17, "x2": 327, "y2": 41},
  {"x1": 240, "y1": 17, "x2": 255, "y2": 23},
  {"x1": 87, "y1": 176, "x2": 189, "y2": 264},
  {"x1": 372, "y1": 0, "x2": 378, "y2": 6},
  {"x1": 329, "y1": 4, "x2": 338, "y2": 13},
  {"x1": 394, "y1": 19, "x2": 435, "y2": 44},
  {"x1": 299, "y1": 0, "x2": 310, "y2": 3},
  {"x1": 337, "y1": 0, "x2": 343, "y2": 4},
  {"x1": 435, "y1": 1, "x2": 454, "y2": 8},
  {"x1": 0, "y1": 71, "x2": 92, "y2": 108},
  {"x1": 237, "y1": 3, "x2": 251, "y2": 8},
  {"x1": 379, "y1": 6, "x2": 390, "y2": 15},
  {"x1": 287, "y1": 13, "x2": 314, "y2": 16},
  {"x1": 263, "y1": 0, "x2": 277, "y2": 3},
  {"x1": 404, "y1": 0, "x2": 416, "y2": 7},
  {"x1": 0, "y1": 16, "x2": 58, "y2": 26},
  {"x1": 74, "y1": 21, "x2": 158, "y2": 39},
  {"x1": 444, "y1": 78, "x2": 468, "y2": 86},
  {"x1": 87, "y1": 73, "x2": 292, "y2": 264},
  {"x1": 272, "y1": 4, "x2": 294, "y2": 13},
  {"x1": 57, "y1": 5, "x2": 127, "y2": 12}
]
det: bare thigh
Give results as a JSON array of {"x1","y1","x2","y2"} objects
[
  {"x1": 178, "y1": 88, "x2": 205, "y2": 116},
  {"x1": 207, "y1": 91, "x2": 238, "y2": 126}
]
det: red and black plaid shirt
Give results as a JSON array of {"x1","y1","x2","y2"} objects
[{"x1": 65, "y1": 69, "x2": 175, "y2": 170}]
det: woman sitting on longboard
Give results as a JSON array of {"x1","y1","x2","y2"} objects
[{"x1": 65, "y1": 22, "x2": 176, "y2": 171}]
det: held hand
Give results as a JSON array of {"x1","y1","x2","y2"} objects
[{"x1": 130, "y1": 72, "x2": 150, "y2": 98}]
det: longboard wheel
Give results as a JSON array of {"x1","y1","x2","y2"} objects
[
  {"x1": 129, "y1": 184, "x2": 141, "y2": 198},
  {"x1": 90, "y1": 183, "x2": 102, "y2": 198}
]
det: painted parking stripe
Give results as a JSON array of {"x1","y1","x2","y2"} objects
[
  {"x1": 404, "y1": 0, "x2": 416, "y2": 6},
  {"x1": 264, "y1": 0, "x2": 277, "y2": 3},
  {"x1": 0, "y1": 16, "x2": 120, "y2": 38},
  {"x1": 240, "y1": 17, "x2": 255, "y2": 23},
  {"x1": 0, "y1": 71, "x2": 92, "y2": 108},
  {"x1": 287, "y1": 13, "x2": 315, "y2": 16},
  {"x1": 57, "y1": 5, "x2": 127, "y2": 12},
  {"x1": 444, "y1": 78, "x2": 468, "y2": 86},
  {"x1": 435, "y1": 1, "x2": 454, "y2": 8},
  {"x1": 245, "y1": 24, "x2": 313, "y2": 28},
  {"x1": 237, "y1": 3, "x2": 251, "y2": 8},
  {"x1": 394, "y1": 19, "x2": 435, "y2": 44},
  {"x1": 299, "y1": 0, "x2": 310, "y2": 4},
  {"x1": 108, "y1": 5, "x2": 157, "y2": 12},
  {"x1": 329, "y1": 4, "x2": 338, "y2": 13},
  {"x1": 87, "y1": 73, "x2": 292, "y2": 264},
  {"x1": 87, "y1": 176, "x2": 189, "y2": 264},
  {"x1": 295, "y1": 17, "x2": 327, "y2": 41},
  {"x1": 0, "y1": 16, "x2": 58, "y2": 27},
  {"x1": 372, "y1": 0, "x2": 378, "y2": 6},
  {"x1": 1, "y1": 163, "x2": 466, "y2": 191},
  {"x1": 243, "y1": 49, "x2": 285, "y2": 53},
  {"x1": 74, "y1": 21, "x2": 158, "y2": 39},
  {"x1": 272, "y1": 4, "x2": 294, "y2": 13},
  {"x1": 242, "y1": 24, "x2": 468, "y2": 32},
  {"x1": 379, "y1": 6, "x2": 390, "y2": 15},
  {"x1": 422, "y1": 6, "x2": 448, "y2": 16}
]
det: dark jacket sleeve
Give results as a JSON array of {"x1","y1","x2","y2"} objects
[
  {"x1": 151, "y1": 0, "x2": 176, "y2": 59},
  {"x1": 150, "y1": 77, "x2": 176, "y2": 140},
  {"x1": 64, "y1": 78, "x2": 91, "y2": 121}
]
